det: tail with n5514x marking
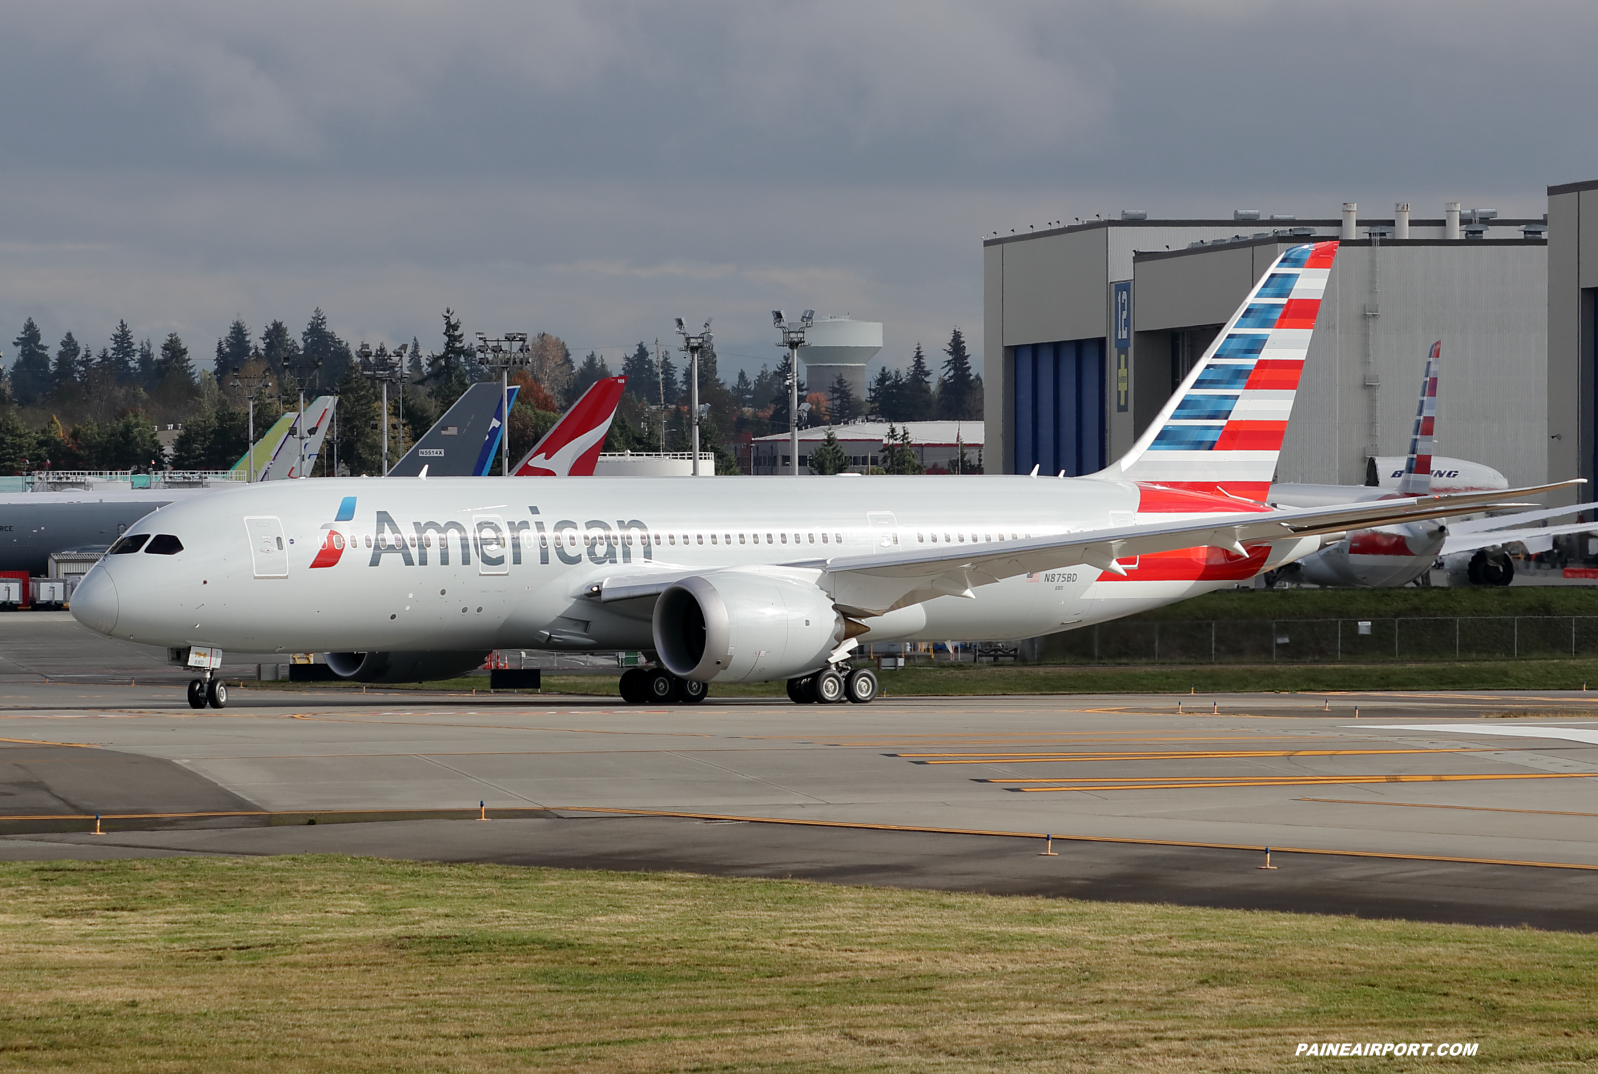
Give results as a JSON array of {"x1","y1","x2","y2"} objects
[{"x1": 1097, "y1": 240, "x2": 1338, "y2": 501}]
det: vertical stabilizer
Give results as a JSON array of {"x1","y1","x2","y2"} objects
[
  {"x1": 1395, "y1": 343, "x2": 1440, "y2": 497},
  {"x1": 1098, "y1": 240, "x2": 1339, "y2": 500},
  {"x1": 514, "y1": 375, "x2": 627, "y2": 476}
]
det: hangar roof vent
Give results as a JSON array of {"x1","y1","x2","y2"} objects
[
  {"x1": 1120, "y1": 209, "x2": 1147, "y2": 220},
  {"x1": 1233, "y1": 209, "x2": 1260, "y2": 221}
]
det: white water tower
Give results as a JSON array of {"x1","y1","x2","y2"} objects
[{"x1": 797, "y1": 316, "x2": 883, "y2": 403}]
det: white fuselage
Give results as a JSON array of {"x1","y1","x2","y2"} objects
[{"x1": 72, "y1": 475, "x2": 1312, "y2": 656}]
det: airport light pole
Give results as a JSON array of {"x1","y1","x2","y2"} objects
[
  {"x1": 357, "y1": 343, "x2": 405, "y2": 477},
  {"x1": 475, "y1": 333, "x2": 530, "y2": 476},
  {"x1": 773, "y1": 310, "x2": 813, "y2": 476},
  {"x1": 229, "y1": 363, "x2": 274, "y2": 483},
  {"x1": 675, "y1": 318, "x2": 712, "y2": 476}
]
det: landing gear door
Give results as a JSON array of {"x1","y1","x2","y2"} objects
[
  {"x1": 244, "y1": 516, "x2": 289, "y2": 578},
  {"x1": 866, "y1": 511, "x2": 899, "y2": 553},
  {"x1": 474, "y1": 515, "x2": 510, "y2": 576}
]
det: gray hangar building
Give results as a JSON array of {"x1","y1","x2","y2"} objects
[{"x1": 982, "y1": 193, "x2": 1596, "y2": 502}]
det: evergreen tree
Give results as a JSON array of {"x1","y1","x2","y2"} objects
[
  {"x1": 79, "y1": 412, "x2": 163, "y2": 470},
  {"x1": 572, "y1": 351, "x2": 612, "y2": 401},
  {"x1": 299, "y1": 308, "x2": 351, "y2": 391},
  {"x1": 137, "y1": 338, "x2": 157, "y2": 388},
  {"x1": 52, "y1": 332, "x2": 84, "y2": 391},
  {"x1": 0, "y1": 411, "x2": 36, "y2": 474},
  {"x1": 260, "y1": 320, "x2": 301, "y2": 381},
  {"x1": 407, "y1": 337, "x2": 425, "y2": 382},
  {"x1": 808, "y1": 428, "x2": 849, "y2": 475},
  {"x1": 937, "y1": 328, "x2": 982, "y2": 420},
  {"x1": 108, "y1": 320, "x2": 138, "y2": 384},
  {"x1": 868, "y1": 366, "x2": 903, "y2": 420},
  {"x1": 881, "y1": 424, "x2": 925, "y2": 475},
  {"x1": 828, "y1": 373, "x2": 860, "y2": 425},
  {"x1": 620, "y1": 342, "x2": 654, "y2": 402},
  {"x1": 732, "y1": 368, "x2": 755, "y2": 408},
  {"x1": 902, "y1": 343, "x2": 935, "y2": 421},
  {"x1": 215, "y1": 319, "x2": 252, "y2": 378},
  {"x1": 426, "y1": 308, "x2": 475, "y2": 409},
  {"x1": 8, "y1": 318, "x2": 52, "y2": 405},
  {"x1": 156, "y1": 333, "x2": 193, "y2": 380},
  {"x1": 751, "y1": 364, "x2": 779, "y2": 411},
  {"x1": 330, "y1": 366, "x2": 381, "y2": 476}
]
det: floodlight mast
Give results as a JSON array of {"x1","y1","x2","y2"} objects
[
  {"x1": 675, "y1": 318, "x2": 711, "y2": 476},
  {"x1": 229, "y1": 359, "x2": 274, "y2": 483},
  {"x1": 357, "y1": 343, "x2": 404, "y2": 476},
  {"x1": 476, "y1": 332, "x2": 530, "y2": 475},
  {"x1": 773, "y1": 310, "x2": 811, "y2": 476}
]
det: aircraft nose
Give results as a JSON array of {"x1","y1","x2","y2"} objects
[{"x1": 71, "y1": 567, "x2": 119, "y2": 635}]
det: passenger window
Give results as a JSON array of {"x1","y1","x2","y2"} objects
[
  {"x1": 109, "y1": 534, "x2": 150, "y2": 555},
  {"x1": 821, "y1": 533, "x2": 828, "y2": 544},
  {"x1": 669, "y1": 534, "x2": 676, "y2": 545},
  {"x1": 766, "y1": 533, "x2": 773, "y2": 543},
  {"x1": 834, "y1": 533, "x2": 842, "y2": 543},
  {"x1": 739, "y1": 533, "x2": 746, "y2": 544},
  {"x1": 710, "y1": 534, "x2": 718, "y2": 544},
  {"x1": 917, "y1": 533, "x2": 924, "y2": 542},
  {"x1": 365, "y1": 535, "x2": 373, "y2": 548},
  {"x1": 697, "y1": 534, "x2": 703, "y2": 545},
  {"x1": 808, "y1": 533, "x2": 815, "y2": 543},
  {"x1": 144, "y1": 534, "x2": 184, "y2": 555},
  {"x1": 957, "y1": 534, "x2": 965, "y2": 543},
  {"x1": 780, "y1": 533, "x2": 787, "y2": 543}
]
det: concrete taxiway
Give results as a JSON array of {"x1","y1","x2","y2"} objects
[
  {"x1": 4, "y1": 676, "x2": 1598, "y2": 927},
  {"x1": 3, "y1": 613, "x2": 1598, "y2": 928}
]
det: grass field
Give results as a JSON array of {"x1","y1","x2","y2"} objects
[{"x1": 0, "y1": 856, "x2": 1591, "y2": 1071}]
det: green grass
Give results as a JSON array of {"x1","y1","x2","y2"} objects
[
  {"x1": 244, "y1": 658, "x2": 1598, "y2": 699},
  {"x1": 0, "y1": 855, "x2": 1590, "y2": 1071}
]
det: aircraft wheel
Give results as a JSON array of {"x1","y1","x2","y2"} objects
[
  {"x1": 814, "y1": 669, "x2": 846, "y2": 704},
  {"x1": 845, "y1": 668, "x2": 879, "y2": 704},
  {"x1": 644, "y1": 668, "x2": 680, "y2": 703},
  {"x1": 786, "y1": 676, "x2": 815, "y2": 704},
  {"x1": 679, "y1": 678, "x2": 709, "y2": 704},
  {"x1": 206, "y1": 679, "x2": 228, "y2": 709},
  {"x1": 187, "y1": 679, "x2": 207, "y2": 709},
  {"x1": 618, "y1": 667, "x2": 647, "y2": 703}
]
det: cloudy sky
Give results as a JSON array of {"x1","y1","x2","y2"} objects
[{"x1": 2, "y1": 0, "x2": 1594, "y2": 383}]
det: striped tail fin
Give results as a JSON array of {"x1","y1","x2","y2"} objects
[
  {"x1": 1395, "y1": 342, "x2": 1440, "y2": 497},
  {"x1": 1098, "y1": 239, "x2": 1339, "y2": 501}
]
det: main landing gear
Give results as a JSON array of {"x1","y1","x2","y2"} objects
[
  {"x1": 187, "y1": 672, "x2": 227, "y2": 710},
  {"x1": 787, "y1": 665, "x2": 878, "y2": 705},
  {"x1": 618, "y1": 667, "x2": 708, "y2": 705}
]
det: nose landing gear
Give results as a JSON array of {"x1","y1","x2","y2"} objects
[{"x1": 187, "y1": 671, "x2": 228, "y2": 710}]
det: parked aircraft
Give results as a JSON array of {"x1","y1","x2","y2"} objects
[
  {"x1": 68, "y1": 241, "x2": 1575, "y2": 708},
  {"x1": 1276, "y1": 347, "x2": 1595, "y2": 587},
  {"x1": 0, "y1": 380, "x2": 622, "y2": 576},
  {"x1": 514, "y1": 376, "x2": 626, "y2": 476}
]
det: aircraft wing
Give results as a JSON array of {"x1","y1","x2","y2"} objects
[
  {"x1": 1442, "y1": 520, "x2": 1598, "y2": 557},
  {"x1": 594, "y1": 480, "x2": 1579, "y2": 617},
  {"x1": 1444, "y1": 500, "x2": 1598, "y2": 537}
]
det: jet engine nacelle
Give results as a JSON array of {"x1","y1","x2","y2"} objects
[
  {"x1": 652, "y1": 571, "x2": 842, "y2": 683},
  {"x1": 323, "y1": 650, "x2": 491, "y2": 684},
  {"x1": 1443, "y1": 548, "x2": 1515, "y2": 587}
]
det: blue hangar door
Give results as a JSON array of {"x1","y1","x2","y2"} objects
[{"x1": 1013, "y1": 338, "x2": 1106, "y2": 476}]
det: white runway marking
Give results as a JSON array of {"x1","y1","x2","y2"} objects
[{"x1": 1370, "y1": 724, "x2": 1598, "y2": 746}]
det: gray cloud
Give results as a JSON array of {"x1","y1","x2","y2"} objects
[{"x1": 1, "y1": 0, "x2": 1594, "y2": 378}]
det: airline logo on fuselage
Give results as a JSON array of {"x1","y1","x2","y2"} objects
[
  {"x1": 308, "y1": 496, "x2": 358, "y2": 569},
  {"x1": 320, "y1": 505, "x2": 656, "y2": 570}
]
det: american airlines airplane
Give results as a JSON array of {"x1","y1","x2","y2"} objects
[
  {"x1": 69, "y1": 241, "x2": 1573, "y2": 709},
  {"x1": 1277, "y1": 346, "x2": 1597, "y2": 588}
]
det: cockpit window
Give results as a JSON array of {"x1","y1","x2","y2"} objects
[
  {"x1": 144, "y1": 534, "x2": 184, "y2": 555},
  {"x1": 109, "y1": 534, "x2": 150, "y2": 554}
]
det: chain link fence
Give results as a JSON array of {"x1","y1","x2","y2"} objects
[{"x1": 1047, "y1": 617, "x2": 1598, "y2": 664}]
